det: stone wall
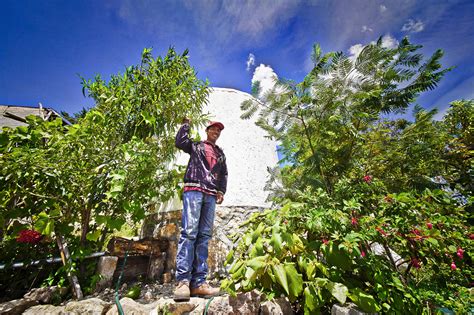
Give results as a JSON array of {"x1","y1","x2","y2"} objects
[{"x1": 141, "y1": 205, "x2": 266, "y2": 280}]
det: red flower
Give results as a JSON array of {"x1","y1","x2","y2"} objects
[
  {"x1": 426, "y1": 222, "x2": 433, "y2": 230},
  {"x1": 361, "y1": 250, "x2": 366, "y2": 258},
  {"x1": 457, "y1": 248, "x2": 464, "y2": 259},
  {"x1": 322, "y1": 239, "x2": 329, "y2": 245},
  {"x1": 469, "y1": 234, "x2": 474, "y2": 240},
  {"x1": 411, "y1": 258, "x2": 421, "y2": 269},
  {"x1": 376, "y1": 227, "x2": 387, "y2": 236},
  {"x1": 351, "y1": 217, "x2": 358, "y2": 226},
  {"x1": 450, "y1": 262, "x2": 457, "y2": 271},
  {"x1": 16, "y1": 229, "x2": 42, "y2": 244},
  {"x1": 363, "y1": 175, "x2": 372, "y2": 183}
]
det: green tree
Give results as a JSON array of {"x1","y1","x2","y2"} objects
[
  {"x1": 242, "y1": 37, "x2": 451, "y2": 195},
  {"x1": 0, "y1": 47, "x2": 208, "y2": 289}
]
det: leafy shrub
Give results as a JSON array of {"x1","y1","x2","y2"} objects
[
  {"x1": 228, "y1": 37, "x2": 473, "y2": 313},
  {"x1": 224, "y1": 185, "x2": 472, "y2": 313}
]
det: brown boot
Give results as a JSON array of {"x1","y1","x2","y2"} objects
[
  {"x1": 190, "y1": 282, "x2": 221, "y2": 298},
  {"x1": 173, "y1": 281, "x2": 190, "y2": 302}
]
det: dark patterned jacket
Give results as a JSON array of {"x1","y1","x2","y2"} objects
[{"x1": 175, "y1": 123, "x2": 228, "y2": 195}]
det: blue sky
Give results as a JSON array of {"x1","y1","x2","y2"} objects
[{"x1": 1, "y1": 0, "x2": 473, "y2": 119}]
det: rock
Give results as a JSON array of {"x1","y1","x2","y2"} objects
[
  {"x1": 153, "y1": 297, "x2": 206, "y2": 315},
  {"x1": 148, "y1": 252, "x2": 166, "y2": 280},
  {"x1": 0, "y1": 298, "x2": 38, "y2": 315},
  {"x1": 162, "y1": 272, "x2": 172, "y2": 284},
  {"x1": 206, "y1": 290, "x2": 262, "y2": 315},
  {"x1": 370, "y1": 243, "x2": 406, "y2": 270},
  {"x1": 64, "y1": 297, "x2": 112, "y2": 314},
  {"x1": 96, "y1": 256, "x2": 119, "y2": 291},
  {"x1": 260, "y1": 297, "x2": 293, "y2": 315},
  {"x1": 23, "y1": 285, "x2": 68, "y2": 304},
  {"x1": 332, "y1": 303, "x2": 378, "y2": 315},
  {"x1": 23, "y1": 304, "x2": 66, "y2": 314},
  {"x1": 106, "y1": 297, "x2": 166, "y2": 315},
  {"x1": 143, "y1": 291, "x2": 153, "y2": 302}
]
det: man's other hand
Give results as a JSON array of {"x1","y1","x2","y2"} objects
[{"x1": 216, "y1": 193, "x2": 224, "y2": 204}]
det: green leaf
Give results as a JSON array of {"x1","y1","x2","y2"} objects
[
  {"x1": 246, "y1": 255, "x2": 267, "y2": 270},
  {"x1": 86, "y1": 229, "x2": 102, "y2": 242},
  {"x1": 270, "y1": 225, "x2": 283, "y2": 255},
  {"x1": 34, "y1": 212, "x2": 55, "y2": 236},
  {"x1": 250, "y1": 236, "x2": 264, "y2": 257},
  {"x1": 304, "y1": 285, "x2": 318, "y2": 313},
  {"x1": 106, "y1": 217, "x2": 126, "y2": 230},
  {"x1": 125, "y1": 286, "x2": 141, "y2": 299},
  {"x1": 272, "y1": 264, "x2": 289, "y2": 295},
  {"x1": 289, "y1": 233, "x2": 304, "y2": 254},
  {"x1": 348, "y1": 288, "x2": 381, "y2": 313},
  {"x1": 251, "y1": 222, "x2": 265, "y2": 242},
  {"x1": 327, "y1": 282, "x2": 348, "y2": 304},
  {"x1": 306, "y1": 261, "x2": 316, "y2": 280},
  {"x1": 425, "y1": 237, "x2": 439, "y2": 246},
  {"x1": 284, "y1": 263, "x2": 303, "y2": 300},
  {"x1": 229, "y1": 260, "x2": 244, "y2": 275},
  {"x1": 225, "y1": 249, "x2": 234, "y2": 266},
  {"x1": 325, "y1": 243, "x2": 352, "y2": 271}
]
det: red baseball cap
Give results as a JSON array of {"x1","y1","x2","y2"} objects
[{"x1": 206, "y1": 121, "x2": 224, "y2": 130}]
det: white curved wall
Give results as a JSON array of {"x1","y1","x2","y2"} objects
[{"x1": 168, "y1": 87, "x2": 278, "y2": 209}]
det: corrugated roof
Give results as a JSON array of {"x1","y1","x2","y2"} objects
[{"x1": 0, "y1": 104, "x2": 70, "y2": 129}]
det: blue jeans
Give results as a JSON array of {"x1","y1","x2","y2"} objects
[{"x1": 175, "y1": 191, "x2": 216, "y2": 288}]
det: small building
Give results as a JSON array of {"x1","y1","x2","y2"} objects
[{"x1": 0, "y1": 104, "x2": 71, "y2": 129}]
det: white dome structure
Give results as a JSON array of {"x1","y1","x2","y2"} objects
[{"x1": 167, "y1": 87, "x2": 279, "y2": 209}]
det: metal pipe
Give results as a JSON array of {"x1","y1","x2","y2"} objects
[{"x1": 0, "y1": 251, "x2": 106, "y2": 270}]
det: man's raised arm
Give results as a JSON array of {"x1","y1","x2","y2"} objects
[{"x1": 175, "y1": 118, "x2": 193, "y2": 154}]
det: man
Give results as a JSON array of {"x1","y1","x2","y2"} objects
[{"x1": 173, "y1": 118, "x2": 228, "y2": 301}]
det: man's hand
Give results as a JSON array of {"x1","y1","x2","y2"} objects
[
  {"x1": 216, "y1": 193, "x2": 224, "y2": 204},
  {"x1": 182, "y1": 117, "x2": 191, "y2": 125}
]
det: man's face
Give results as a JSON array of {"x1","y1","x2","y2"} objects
[{"x1": 206, "y1": 126, "x2": 221, "y2": 143}]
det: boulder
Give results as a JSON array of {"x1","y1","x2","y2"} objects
[
  {"x1": 95, "y1": 256, "x2": 119, "y2": 291},
  {"x1": 106, "y1": 297, "x2": 159, "y2": 315},
  {"x1": 23, "y1": 304, "x2": 66, "y2": 315},
  {"x1": 332, "y1": 303, "x2": 378, "y2": 315},
  {"x1": 206, "y1": 290, "x2": 262, "y2": 315},
  {"x1": 24, "y1": 285, "x2": 68, "y2": 304},
  {"x1": 64, "y1": 297, "x2": 112, "y2": 314},
  {"x1": 0, "y1": 298, "x2": 37, "y2": 315},
  {"x1": 260, "y1": 297, "x2": 293, "y2": 315},
  {"x1": 153, "y1": 297, "x2": 206, "y2": 315}
]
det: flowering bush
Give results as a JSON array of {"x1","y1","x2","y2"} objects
[
  {"x1": 16, "y1": 229, "x2": 42, "y2": 244},
  {"x1": 224, "y1": 183, "x2": 472, "y2": 313}
]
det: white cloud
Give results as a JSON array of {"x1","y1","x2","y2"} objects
[
  {"x1": 361, "y1": 25, "x2": 373, "y2": 33},
  {"x1": 348, "y1": 44, "x2": 364, "y2": 58},
  {"x1": 380, "y1": 34, "x2": 398, "y2": 49},
  {"x1": 348, "y1": 34, "x2": 398, "y2": 60},
  {"x1": 246, "y1": 53, "x2": 256, "y2": 71},
  {"x1": 108, "y1": 1, "x2": 302, "y2": 46},
  {"x1": 251, "y1": 64, "x2": 278, "y2": 99},
  {"x1": 380, "y1": 5, "x2": 387, "y2": 13},
  {"x1": 401, "y1": 19, "x2": 425, "y2": 33}
]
